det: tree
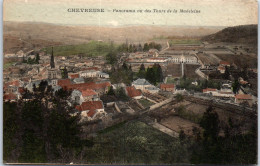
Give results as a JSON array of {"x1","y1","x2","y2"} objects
[
  {"x1": 153, "y1": 63, "x2": 163, "y2": 83},
  {"x1": 107, "y1": 86, "x2": 115, "y2": 96},
  {"x1": 223, "y1": 66, "x2": 230, "y2": 80},
  {"x1": 122, "y1": 62, "x2": 128, "y2": 71},
  {"x1": 116, "y1": 87, "x2": 129, "y2": 101},
  {"x1": 200, "y1": 106, "x2": 220, "y2": 142},
  {"x1": 137, "y1": 64, "x2": 146, "y2": 78},
  {"x1": 143, "y1": 43, "x2": 149, "y2": 51},
  {"x1": 145, "y1": 67, "x2": 156, "y2": 85},
  {"x1": 138, "y1": 43, "x2": 143, "y2": 52},
  {"x1": 3, "y1": 85, "x2": 88, "y2": 163},
  {"x1": 175, "y1": 93, "x2": 184, "y2": 102},
  {"x1": 232, "y1": 80, "x2": 240, "y2": 93},
  {"x1": 140, "y1": 64, "x2": 145, "y2": 71},
  {"x1": 36, "y1": 53, "x2": 40, "y2": 64},
  {"x1": 106, "y1": 51, "x2": 118, "y2": 65},
  {"x1": 61, "y1": 67, "x2": 68, "y2": 79},
  {"x1": 129, "y1": 44, "x2": 133, "y2": 53}
]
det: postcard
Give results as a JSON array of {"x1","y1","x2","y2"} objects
[{"x1": 3, "y1": 0, "x2": 258, "y2": 164}]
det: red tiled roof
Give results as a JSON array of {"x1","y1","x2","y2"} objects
[
  {"x1": 57, "y1": 79, "x2": 71, "y2": 87},
  {"x1": 235, "y1": 94, "x2": 252, "y2": 100},
  {"x1": 75, "y1": 101, "x2": 104, "y2": 117},
  {"x1": 217, "y1": 66, "x2": 225, "y2": 70},
  {"x1": 63, "y1": 81, "x2": 111, "y2": 91},
  {"x1": 126, "y1": 86, "x2": 142, "y2": 98},
  {"x1": 18, "y1": 87, "x2": 25, "y2": 94},
  {"x1": 86, "y1": 67, "x2": 100, "y2": 71},
  {"x1": 219, "y1": 61, "x2": 230, "y2": 66},
  {"x1": 5, "y1": 80, "x2": 20, "y2": 87},
  {"x1": 203, "y1": 88, "x2": 217, "y2": 93},
  {"x1": 4, "y1": 93, "x2": 16, "y2": 100},
  {"x1": 240, "y1": 80, "x2": 249, "y2": 85},
  {"x1": 68, "y1": 73, "x2": 79, "y2": 79},
  {"x1": 160, "y1": 83, "x2": 174, "y2": 89},
  {"x1": 81, "y1": 89, "x2": 97, "y2": 97},
  {"x1": 39, "y1": 68, "x2": 47, "y2": 76}
]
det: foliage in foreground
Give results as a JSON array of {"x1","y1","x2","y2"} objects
[
  {"x1": 3, "y1": 82, "x2": 257, "y2": 164},
  {"x1": 3, "y1": 83, "x2": 91, "y2": 163}
]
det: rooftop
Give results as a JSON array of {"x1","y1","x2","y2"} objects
[
  {"x1": 75, "y1": 101, "x2": 104, "y2": 117},
  {"x1": 235, "y1": 94, "x2": 252, "y2": 100},
  {"x1": 132, "y1": 78, "x2": 151, "y2": 86},
  {"x1": 160, "y1": 83, "x2": 175, "y2": 89},
  {"x1": 126, "y1": 86, "x2": 142, "y2": 98}
]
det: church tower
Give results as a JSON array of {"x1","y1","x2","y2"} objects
[
  {"x1": 50, "y1": 47, "x2": 55, "y2": 68},
  {"x1": 47, "y1": 47, "x2": 61, "y2": 80}
]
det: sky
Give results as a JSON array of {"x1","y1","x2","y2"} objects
[{"x1": 3, "y1": 0, "x2": 258, "y2": 27}]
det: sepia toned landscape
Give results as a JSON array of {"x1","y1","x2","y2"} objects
[{"x1": 3, "y1": 0, "x2": 258, "y2": 165}]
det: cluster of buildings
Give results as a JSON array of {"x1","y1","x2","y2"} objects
[
  {"x1": 4, "y1": 41, "x2": 257, "y2": 124},
  {"x1": 202, "y1": 81, "x2": 254, "y2": 106},
  {"x1": 4, "y1": 48, "x2": 178, "y2": 122},
  {"x1": 3, "y1": 49, "x2": 113, "y2": 122},
  {"x1": 126, "y1": 50, "x2": 199, "y2": 65}
]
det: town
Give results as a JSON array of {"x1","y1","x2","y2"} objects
[
  {"x1": 3, "y1": 24, "x2": 258, "y2": 164},
  {"x1": 4, "y1": 36, "x2": 257, "y2": 131}
]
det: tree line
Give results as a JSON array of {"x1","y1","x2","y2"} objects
[
  {"x1": 3, "y1": 82, "x2": 93, "y2": 163},
  {"x1": 137, "y1": 63, "x2": 163, "y2": 85}
]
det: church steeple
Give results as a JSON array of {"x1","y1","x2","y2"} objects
[{"x1": 50, "y1": 47, "x2": 55, "y2": 68}]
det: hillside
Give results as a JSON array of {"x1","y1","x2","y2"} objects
[
  {"x1": 4, "y1": 35, "x2": 62, "y2": 54},
  {"x1": 201, "y1": 24, "x2": 257, "y2": 45},
  {"x1": 3, "y1": 21, "x2": 223, "y2": 54}
]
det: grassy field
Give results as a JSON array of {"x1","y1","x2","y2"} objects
[
  {"x1": 169, "y1": 39, "x2": 202, "y2": 45},
  {"x1": 138, "y1": 99, "x2": 154, "y2": 108},
  {"x1": 42, "y1": 40, "x2": 116, "y2": 57},
  {"x1": 82, "y1": 120, "x2": 192, "y2": 164},
  {"x1": 166, "y1": 77, "x2": 178, "y2": 84}
]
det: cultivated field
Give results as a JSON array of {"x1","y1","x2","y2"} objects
[
  {"x1": 160, "y1": 116, "x2": 200, "y2": 135},
  {"x1": 196, "y1": 53, "x2": 221, "y2": 65},
  {"x1": 214, "y1": 53, "x2": 257, "y2": 68}
]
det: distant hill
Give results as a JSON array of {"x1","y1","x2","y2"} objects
[
  {"x1": 3, "y1": 21, "x2": 223, "y2": 54},
  {"x1": 201, "y1": 24, "x2": 257, "y2": 45},
  {"x1": 3, "y1": 35, "x2": 61, "y2": 54}
]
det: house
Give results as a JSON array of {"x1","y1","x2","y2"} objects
[
  {"x1": 132, "y1": 78, "x2": 152, "y2": 91},
  {"x1": 60, "y1": 81, "x2": 111, "y2": 96},
  {"x1": 191, "y1": 81, "x2": 198, "y2": 86},
  {"x1": 202, "y1": 88, "x2": 218, "y2": 95},
  {"x1": 71, "y1": 90, "x2": 84, "y2": 104},
  {"x1": 125, "y1": 86, "x2": 142, "y2": 99},
  {"x1": 57, "y1": 79, "x2": 71, "y2": 87},
  {"x1": 85, "y1": 60, "x2": 94, "y2": 67},
  {"x1": 68, "y1": 73, "x2": 80, "y2": 79},
  {"x1": 219, "y1": 61, "x2": 230, "y2": 67},
  {"x1": 132, "y1": 78, "x2": 158, "y2": 93},
  {"x1": 238, "y1": 77, "x2": 249, "y2": 86},
  {"x1": 75, "y1": 101, "x2": 106, "y2": 121},
  {"x1": 147, "y1": 57, "x2": 168, "y2": 63},
  {"x1": 79, "y1": 70, "x2": 99, "y2": 78},
  {"x1": 97, "y1": 72, "x2": 109, "y2": 78},
  {"x1": 81, "y1": 89, "x2": 99, "y2": 101},
  {"x1": 3, "y1": 93, "x2": 17, "y2": 102},
  {"x1": 160, "y1": 83, "x2": 175, "y2": 92},
  {"x1": 145, "y1": 86, "x2": 160, "y2": 93},
  {"x1": 235, "y1": 94, "x2": 253, "y2": 106},
  {"x1": 217, "y1": 66, "x2": 225, "y2": 74}
]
